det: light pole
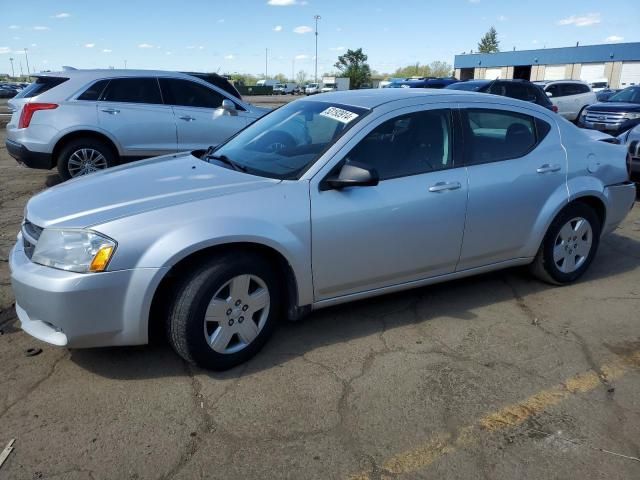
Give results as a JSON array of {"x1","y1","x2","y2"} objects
[
  {"x1": 9, "y1": 57, "x2": 15, "y2": 78},
  {"x1": 24, "y1": 48, "x2": 30, "y2": 76},
  {"x1": 265, "y1": 48, "x2": 268, "y2": 79},
  {"x1": 314, "y1": 14, "x2": 321, "y2": 84}
]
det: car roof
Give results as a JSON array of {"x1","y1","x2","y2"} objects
[{"x1": 32, "y1": 69, "x2": 206, "y2": 81}]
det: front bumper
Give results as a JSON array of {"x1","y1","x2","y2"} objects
[
  {"x1": 9, "y1": 239, "x2": 163, "y2": 348},
  {"x1": 579, "y1": 118, "x2": 640, "y2": 136},
  {"x1": 5, "y1": 139, "x2": 54, "y2": 170}
]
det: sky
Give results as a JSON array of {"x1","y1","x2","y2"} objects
[{"x1": 1, "y1": 0, "x2": 639, "y2": 78}]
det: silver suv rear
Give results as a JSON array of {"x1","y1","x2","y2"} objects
[{"x1": 5, "y1": 70, "x2": 268, "y2": 179}]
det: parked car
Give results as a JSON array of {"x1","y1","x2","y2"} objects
[
  {"x1": 273, "y1": 83, "x2": 297, "y2": 95},
  {"x1": 10, "y1": 89, "x2": 635, "y2": 370},
  {"x1": 578, "y1": 86, "x2": 640, "y2": 135},
  {"x1": 387, "y1": 77, "x2": 459, "y2": 89},
  {"x1": 620, "y1": 124, "x2": 640, "y2": 180},
  {"x1": 596, "y1": 89, "x2": 620, "y2": 102},
  {"x1": 5, "y1": 70, "x2": 269, "y2": 180},
  {"x1": 446, "y1": 79, "x2": 557, "y2": 113},
  {"x1": 305, "y1": 83, "x2": 321, "y2": 95},
  {"x1": 0, "y1": 85, "x2": 19, "y2": 98},
  {"x1": 590, "y1": 80, "x2": 610, "y2": 93},
  {"x1": 532, "y1": 80, "x2": 597, "y2": 121}
]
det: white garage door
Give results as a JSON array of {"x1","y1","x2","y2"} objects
[
  {"x1": 484, "y1": 68, "x2": 502, "y2": 79},
  {"x1": 544, "y1": 65, "x2": 566, "y2": 80},
  {"x1": 580, "y1": 63, "x2": 606, "y2": 84},
  {"x1": 621, "y1": 62, "x2": 640, "y2": 87}
]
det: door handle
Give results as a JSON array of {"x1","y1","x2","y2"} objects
[
  {"x1": 101, "y1": 108, "x2": 120, "y2": 115},
  {"x1": 536, "y1": 164, "x2": 561, "y2": 174},
  {"x1": 179, "y1": 115, "x2": 196, "y2": 122},
  {"x1": 428, "y1": 181, "x2": 461, "y2": 193}
]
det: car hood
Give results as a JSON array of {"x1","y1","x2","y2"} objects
[
  {"x1": 25, "y1": 152, "x2": 281, "y2": 229},
  {"x1": 587, "y1": 102, "x2": 640, "y2": 112}
]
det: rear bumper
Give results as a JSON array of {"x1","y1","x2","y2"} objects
[
  {"x1": 5, "y1": 139, "x2": 54, "y2": 169},
  {"x1": 602, "y1": 182, "x2": 637, "y2": 235}
]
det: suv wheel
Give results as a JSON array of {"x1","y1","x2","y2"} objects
[
  {"x1": 167, "y1": 253, "x2": 281, "y2": 370},
  {"x1": 57, "y1": 138, "x2": 116, "y2": 180},
  {"x1": 530, "y1": 202, "x2": 601, "y2": 285}
]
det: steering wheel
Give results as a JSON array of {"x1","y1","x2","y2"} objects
[{"x1": 256, "y1": 130, "x2": 297, "y2": 153}]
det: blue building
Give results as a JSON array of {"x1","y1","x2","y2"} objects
[{"x1": 453, "y1": 42, "x2": 640, "y2": 89}]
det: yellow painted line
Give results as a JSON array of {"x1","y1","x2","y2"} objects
[{"x1": 348, "y1": 351, "x2": 640, "y2": 479}]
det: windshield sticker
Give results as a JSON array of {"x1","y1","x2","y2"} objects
[{"x1": 319, "y1": 106, "x2": 359, "y2": 124}]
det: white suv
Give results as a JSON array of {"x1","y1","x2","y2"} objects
[
  {"x1": 5, "y1": 70, "x2": 269, "y2": 180},
  {"x1": 533, "y1": 80, "x2": 597, "y2": 121}
]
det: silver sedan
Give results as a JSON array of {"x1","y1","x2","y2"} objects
[{"x1": 10, "y1": 89, "x2": 636, "y2": 370}]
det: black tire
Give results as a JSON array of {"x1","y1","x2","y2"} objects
[
  {"x1": 530, "y1": 202, "x2": 601, "y2": 285},
  {"x1": 167, "y1": 252, "x2": 282, "y2": 370},
  {"x1": 56, "y1": 138, "x2": 116, "y2": 181}
]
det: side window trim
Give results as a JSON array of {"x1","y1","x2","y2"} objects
[
  {"x1": 97, "y1": 77, "x2": 164, "y2": 105},
  {"x1": 460, "y1": 107, "x2": 545, "y2": 167}
]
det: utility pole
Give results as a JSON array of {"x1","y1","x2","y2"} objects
[
  {"x1": 9, "y1": 57, "x2": 15, "y2": 78},
  {"x1": 19, "y1": 60, "x2": 23, "y2": 77},
  {"x1": 265, "y1": 48, "x2": 268, "y2": 79},
  {"x1": 24, "y1": 48, "x2": 30, "y2": 76},
  {"x1": 314, "y1": 14, "x2": 321, "y2": 83}
]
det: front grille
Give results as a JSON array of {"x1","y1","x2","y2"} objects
[
  {"x1": 584, "y1": 111, "x2": 626, "y2": 126},
  {"x1": 22, "y1": 220, "x2": 43, "y2": 259}
]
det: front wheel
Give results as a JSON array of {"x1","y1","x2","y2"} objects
[
  {"x1": 167, "y1": 253, "x2": 281, "y2": 370},
  {"x1": 530, "y1": 203, "x2": 601, "y2": 285}
]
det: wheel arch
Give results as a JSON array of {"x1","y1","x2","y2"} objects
[
  {"x1": 148, "y1": 242, "x2": 303, "y2": 343},
  {"x1": 52, "y1": 129, "x2": 121, "y2": 165}
]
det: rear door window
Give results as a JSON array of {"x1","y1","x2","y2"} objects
[
  {"x1": 159, "y1": 78, "x2": 225, "y2": 109},
  {"x1": 463, "y1": 109, "x2": 539, "y2": 165},
  {"x1": 13, "y1": 76, "x2": 68, "y2": 99},
  {"x1": 545, "y1": 84, "x2": 564, "y2": 98},
  {"x1": 99, "y1": 77, "x2": 163, "y2": 104}
]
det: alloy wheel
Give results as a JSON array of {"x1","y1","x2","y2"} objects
[
  {"x1": 67, "y1": 148, "x2": 108, "y2": 177},
  {"x1": 203, "y1": 274, "x2": 270, "y2": 354}
]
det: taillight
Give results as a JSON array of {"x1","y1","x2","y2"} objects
[
  {"x1": 551, "y1": 105, "x2": 559, "y2": 113},
  {"x1": 18, "y1": 103, "x2": 58, "y2": 129}
]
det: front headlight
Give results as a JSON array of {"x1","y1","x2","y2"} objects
[
  {"x1": 624, "y1": 112, "x2": 640, "y2": 120},
  {"x1": 32, "y1": 229, "x2": 116, "y2": 273}
]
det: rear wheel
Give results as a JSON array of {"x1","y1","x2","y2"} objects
[
  {"x1": 57, "y1": 138, "x2": 116, "y2": 181},
  {"x1": 167, "y1": 253, "x2": 281, "y2": 370},
  {"x1": 530, "y1": 203, "x2": 601, "y2": 285}
]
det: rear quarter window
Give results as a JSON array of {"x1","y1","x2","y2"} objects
[
  {"x1": 14, "y1": 77, "x2": 68, "y2": 99},
  {"x1": 77, "y1": 79, "x2": 109, "y2": 101}
]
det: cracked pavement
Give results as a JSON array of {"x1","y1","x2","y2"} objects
[{"x1": 1, "y1": 118, "x2": 640, "y2": 479}]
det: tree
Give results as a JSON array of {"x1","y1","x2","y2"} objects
[
  {"x1": 295, "y1": 70, "x2": 308, "y2": 85},
  {"x1": 392, "y1": 62, "x2": 431, "y2": 79},
  {"x1": 274, "y1": 73, "x2": 288, "y2": 83},
  {"x1": 478, "y1": 27, "x2": 500, "y2": 53},
  {"x1": 428, "y1": 61, "x2": 453, "y2": 78},
  {"x1": 334, "y1": 48, "x2": 371, "y2": 89}
]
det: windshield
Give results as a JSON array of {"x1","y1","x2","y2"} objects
[
  {"x1": 211, "y1": 100, "x2": 369, "y2": 179},
  {"x1": 591, "y1": 82, "x2": 608, "y2": 88},
  {"x1": 607, "y1": 87, "x2": 640, "y2": 103},
  {"x1": 446, "y1": 82, "x2": 486, "y2": 91}
]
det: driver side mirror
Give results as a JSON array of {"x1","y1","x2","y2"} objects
[
  {"x1": 321, "y1": 163, "x2": 379, "y2": 191},
  {"x1": 220, "y1": 99, "x2": 238, "y2": 116}
]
